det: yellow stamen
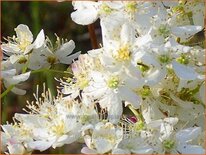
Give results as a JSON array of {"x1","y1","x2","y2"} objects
[{"x1": 114, "y1": 45, "x2": 131, "y2": 61}]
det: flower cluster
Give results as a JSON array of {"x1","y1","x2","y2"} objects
[
  {"x1": 1, "y1": 0, "x2": 205, "y2": 154},
  {"x1": 1, "y1": 24, "x2": 80, "y2": 95}
]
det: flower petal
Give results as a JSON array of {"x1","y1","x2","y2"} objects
[
  {"x1": 81, "y1": 147, "x2": 97, "y2": 154},
  {"x1": 56, "y1": 40, "x2": 75, "y2": 58},
  {"x1": 1, "y1": 69, "x2": 16, "y2": 78},
  {"x1": 176, "y1": 127, "x2": 201, "y2": 143},
  {"x1": 165, "y1": 38, "x2": 191, "y2": 53},
  {"x1": 172, "y1": 61, "x2": 198, "y2": 80},
  {"x1": 71, "y1": 2, "x2": 98, "y2": 25},
  {"x1": 15, "y1": 24, "x2": 33, "y2": 43},
  {"x1": 112, "y1": 148, "x2": 130, "y2": 154},
  {"x1": 28, "y1": 140, "x2": 53, "y2": 152},
  {"x1": 108, "y1": 95, "x2": 122, "y2": 124},
  {"x1": 145, "y1": 68, "x2": 166, "y2": 86},
  {"x1": 59, "y1": 52, "x2": 81, "y2": 64},
  {"x1": 8, "y1": 144, "x2": 25, "y2": 154},
  {"x1": 9, "y1": 72, "x2": 31, "y2": 84},
  {"x1": 33, "y1": 29, "x2": 45, "y2": 49},
  {"x1": 119, "y1": 87, "x2": 141, "y2": 108},
  {"x1": 171, "y1": 25, "x2": 202, "y2": 40},
  {"x1": 4, "y1": 82, "x2": 27, "y2": 95},
  {"x1": 177, "y1": 144, "x2": 205, "y2": 154},
  {"x1": 120, "y1": 23, "x2": 135, "y2": 44}
]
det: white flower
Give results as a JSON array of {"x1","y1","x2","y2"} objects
[
  {"x1": 100, "y1": 23, "x2": 142, "y2": 79},
  {"x1": 112, "y1": 137, "x2": 153, "y2": 154},
  {"x1": 81, "y1": 122, "x2": 123, "y2": 154},
  {"x1": 71, "y1": 1, "x2": 123, "y2": 25},
  {"x1": 148, "y1": 38, "x2": 203, "y2": 90},
  {"x1": 71, "y1": 1, "x2": 160, "y2": 38},
  {"x1": 141, "y1": 97, "x2": 167, "y2": 124},
  {"x1": 101, "y1": 23, "x2": 137, "y2": 63},
  {"x1": 174, "y1": 128, "x2": 205, "y2": 154},
  {"x1": 84, "y1": 70, "x2": 142, "y2": 123},
  {"x1": 147, "y1": 117, "x2": 178, "y2": 140},
  {"x1": 158, "y1": 127, "x2": 205, "y2": 154},
  {"x1": 76, "y1": 104, "x2": 99, "y2": 126},
  {"x1": 1, "y1": 60, "x2": 30, "y2": 95},
  {"x1": 133, "y1": 49, "x2": 165, "y2": 86},
  {"x1": 149, "y1": 7, "x2": 203, "y2": 44},
  {"x1": 165, "y1": 0, "x2": 205, "y2": 27},
  {"x1": 122, "y1": 1, "x2": 159, "y2": 33},
  {"x1": 59, "y1": 54, "x2": 99, "y2": 99},
  {"x1": 14, "y1": 114, "x2": 55, "y2": 152},
  {"x1": 15, "y1": 99, "x2": 82, "y2": 151},
  {"x1": 28, "y1": 39, "x2": 80, "y2": 70},
  {"x1": 144, "y1": 118, "x2": 205, "y2": 154},
  {"x1": 2, "y1": 24, "x2": 45, "y2": 64},
  {"x1": 1, "y1": 124, "x2": 33, "y2": 154},
  {"x1": 172, "y1": 62, "x2": 198, "y2": 82}
]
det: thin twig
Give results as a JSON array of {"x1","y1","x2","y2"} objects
[{"x1": 0, "y1": 85, "x2": 15, "y2": 99}]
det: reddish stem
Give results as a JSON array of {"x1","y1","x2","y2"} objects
[{"x1": 87, "y1": 24, "x2": 98, "y2": 49}]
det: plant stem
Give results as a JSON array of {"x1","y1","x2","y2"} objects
[
  {"x1": 31, "y1": 68, "x2": 73, "y2": 75},
  {"x1": 0, "y1": 69, "x2": 72, "y2": 98},
  {"x1": 88, "y1": 24, "x2": 98, "y2": 49},
  {"x1": 22, "y1": 62, "x2": 29, "y2": 73},
  {"x1": 31, "y1": 1, "x2": 40, "y2": 36},
  {"x1": 0, "y1": 85, "x2": 15, "y2": 99},
  {"x1": 46, "y1": 71, "x2": 56, "y2": 97}
]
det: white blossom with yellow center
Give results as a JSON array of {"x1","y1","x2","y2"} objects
[
  {"x1": 1, "y1": 124, "x2": 34, "y2": 154},
  {"x1": 28, "y1": 38, "x2": 80, "y2": 70},
  {"x1": 113, "y1": 45, "x2": 131, "y2": 62},
  {"x1": 2, "y1": 24, "x2": 45, "y2": 64},
  {"x1": 83, "y1": 70, "x2": 142, "y2": 123},
  {"x1": 81, "y1": 122, "x2": 123, "y2": 154}
]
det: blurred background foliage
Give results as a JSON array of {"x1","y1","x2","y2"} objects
[{"x1": 1, "y1": 1, "x2": 101, "y2": 153}]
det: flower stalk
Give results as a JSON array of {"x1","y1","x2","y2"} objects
[{"x1": 87, "y1": 24, "x2": 98, "y2": 49}]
